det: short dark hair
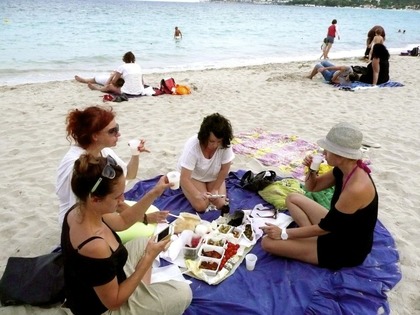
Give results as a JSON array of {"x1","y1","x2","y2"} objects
[
  {"x1": 348, "y1": 73, "x2": 359, "y2": 82},
  {"x1": 115, "y1": 78, "x2": 125, "y2": 88},
  {"x1": 197, "y1": 113, "x2": 233, "y2": 149},
  {"x1": 122, "y1": 51, "x2": 136, "y2": 63},
  {"x1": 332, "y1": 19, "x2": 337, "y2": 24}
]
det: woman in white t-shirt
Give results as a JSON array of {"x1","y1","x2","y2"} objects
[
  {"x1": 85, "y1": 51, "x2": 144, "y2": 95},
  {"x1": 178, "y1": 113, "x2": 235, "y2": 213},
  {"x1": 55, "y1": 105, "x2": 165, "y2": 226}
]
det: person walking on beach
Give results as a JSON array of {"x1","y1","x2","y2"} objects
[
  {"x1": 61, "y1": 154, "x2": 192, "y2": 315},
  {"x1": 260, "y1": 122, "x2": 378, "y2": 270},
  {"x1": 56, "y1": 106, "x2": 154, "y2": 226},
  {"x1": 322, "y1": 19, "x2": 340, "y2": 59},
  {"x1": 174, "y1": 26, "x2": 182, "y2": 40}
]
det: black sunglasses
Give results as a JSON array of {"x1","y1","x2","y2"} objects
[
  {"x1": 107, "y1": 124, "x2": 120, "y2": 136},
  {"x1": 90, "y1": 155, "x2": 117, "y2": 194}
]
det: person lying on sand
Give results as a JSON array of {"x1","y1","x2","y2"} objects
[
  {"x1": 75, "y1": 73, "x2": 125, "y2": 94},
  {"x1": 307, "y1": 60, "x2": 358, "y2": 85}
]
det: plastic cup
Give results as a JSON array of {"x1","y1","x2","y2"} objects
[
  {"x1": 310, "y1": 155, "x2": 323, "y2": 172},
  {"x1": 167, "y1": 171, "x2": 180, "y2": 190},
  {"x1": 245, "y1": 253, "x2": 258, "y2": 271},
  {"x1": 128, "y1": 139, "x2": 140, "y2": 156}
]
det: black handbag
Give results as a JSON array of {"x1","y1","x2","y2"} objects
[
  {"x1": 0, "y1": 252, "x2": 65, "y2": 306},
  {"x1": 240, "y1": 170, "x2": 277, "y2": 192}
]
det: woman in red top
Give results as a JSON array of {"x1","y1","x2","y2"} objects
[{"x1": 322, "y1": 19, "x2": 340, "y2": 59}]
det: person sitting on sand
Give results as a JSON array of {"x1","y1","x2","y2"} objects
[
  {"x1": 364, "y1": 25, "x2": 385, "y2": 59},
  {"x1": 358, "y1": 43, "x2": 389, "y2": 85},
  {"x1": 75, "y1": 72, "x2": 125, "y2": 94},
  {"x1": 307, "y1": 60, "x2": 358, "y2": 85},
  {"x1": 104, "y1": 51, "x2": 145, "y2": 96},
  {"x1": 56, "y1": 105, "x2": 155, "y2": 226},
  {"x1": 61, "y1": 153, "x2": 192, "y2": 315},
  {"x1": 178, "y1": 113, "x2": 234, "y2": 213},
  {"x1": 367, "y1": 29, "x2": 385, "y2": 60},
  {"x1": 260, "y1": 122, "x2": 378, "y2": 270}
]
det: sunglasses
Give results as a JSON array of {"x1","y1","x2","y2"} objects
[
  {"x1": 107, "y1": 124, "x2": 120, "y2": 136},
  {"x1": 90, "y1": 155, "x2": 117, "y2": 194}
]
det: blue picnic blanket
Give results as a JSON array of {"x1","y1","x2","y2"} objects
[
  {"x1": 334, "y1": 81, "x2": 404, "y2": 91},
  {"x1": 125, "y1": 170, "x2": 401, "y2": 315}
]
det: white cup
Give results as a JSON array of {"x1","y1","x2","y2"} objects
[
  {"x1": 167, "y1": 171, "x2": 180, "y2": 190},
  {"x1": 245, "y1": 253, "x2": 258, "y2": 271},
  {"x1": 128, "y1": 139, "x2": 140, "y2": 156},
  {"x1": 310, "y1": 155, "x2": 323, "y2": 172}
]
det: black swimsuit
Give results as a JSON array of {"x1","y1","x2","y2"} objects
[
  {"x1": 61, "y1": 208, "x2": 128, "y2": 315},
  {"x1": 317, "y1": 166, "x2": 378, "y2": 270}
]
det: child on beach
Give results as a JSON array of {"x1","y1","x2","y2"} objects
[{"x1": 322, "y1": 19, "x2": 340, "y2": 59}]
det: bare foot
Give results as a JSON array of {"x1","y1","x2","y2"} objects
[{"x1": 74, "y1": 75, "x2": 88, "y2": 83}]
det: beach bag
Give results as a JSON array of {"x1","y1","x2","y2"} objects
[
  {"x1": 240, "y1": 170, "x2": 277, "y2": 192},
  {"x1": 160, "y1": 77, "x2": 176, "y2": 94},
  {"x1": 0, "y1": 252, "x2": 65, "y2": 306},
  {"x1": 175, "y1": 84, "x2": 191, "y2": 95},
  {"x1": 258, "y1": 178, "x2": 305, "y2": 210},
  {"x1": 410, "y1": 46, "x2": 419, "y2": 56}
]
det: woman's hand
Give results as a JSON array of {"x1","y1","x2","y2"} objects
[
  {"x1": 146, "y1": 211, "x2": 169, "y2": 224},
  {"x1": 303, "y1": 155, "x2": 313, "y2": 168},
  {"x1": 151, "y1": 175, "x2": 172, "y2": 196},
  {"x1": 137, "y1": 139, "x2": 150, "y2": 153},
  {"x1": 260, "y1": 223, "x2": 281, "y2": 240}
]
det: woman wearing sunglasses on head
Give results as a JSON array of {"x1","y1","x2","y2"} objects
[
  {"x1": 61, "y1": 154, "x2": 192, "y2": 315},
  {"x1": 56, "y1": 106, "x2": 160, "y2": 227}
]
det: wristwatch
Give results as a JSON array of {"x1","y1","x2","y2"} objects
[{"x1": 281, "y1": 228, "x2": 288, "y2": 240}]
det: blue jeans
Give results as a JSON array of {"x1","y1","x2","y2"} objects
[{"x1": 315, "y1": 60, "x2": 336, "y2": 82}]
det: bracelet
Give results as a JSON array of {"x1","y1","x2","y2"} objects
[{"x1": 143, "y1": 214, "x2": 148, "y2": 225}]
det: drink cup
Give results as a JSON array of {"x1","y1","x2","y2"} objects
[
  {"x1": 245, "y1": 253, "x2": 258, "y2": 271},
  {"x1": 167, "y1": 171, "x2": 181, "y2": 190},
  {"x1": 310, "y1": 155, "x2": 323, "y2": 172},
  {"x1": 128, "y1": 139, "x2": 140, "y2": 156}
]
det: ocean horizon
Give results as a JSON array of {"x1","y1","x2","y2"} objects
[{"x1": 1, "y1": 0, "x2": 420, "y2": 86}]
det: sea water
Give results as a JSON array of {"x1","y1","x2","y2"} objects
[{"x1": 1, "y1": 0, "x2": 420, "y2": 85}]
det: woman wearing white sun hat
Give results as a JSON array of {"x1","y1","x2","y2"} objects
[{"x1": 260, "y1": 122, "x2": 378, "y2": 270}]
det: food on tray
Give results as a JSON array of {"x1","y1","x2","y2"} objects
[
  {"x1": 232, "y1": 228, "x2": 242, "y2": 239},
  {"x1": 244, "y1": 224, "x2": 254, "y2": 241},
  {"x1": 199, "y1": 261, "x2": 218, "y2": 271},
  {"x1": 218, "y1": 224, "x2": 232, "y2": 234},
  {"x1": 173, "y1": 212, "x2": 201, "y2": 234},
  {"x1": 202, "y1": 250, "x2": 223, "y2": 259},
  {"x1": 207, "y1": 238, "x2": 225, "y2": 247},
  {"x1": 219, "y1": 241, "x2": 239, "y2": 270}
]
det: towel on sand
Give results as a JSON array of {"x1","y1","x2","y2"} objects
[{"x1": 125, "y1": 170, "x2": 401, "y2": 315}]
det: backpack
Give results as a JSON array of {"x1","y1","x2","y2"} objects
[
  {"x1": 240, "y1": 170, "x2": 277, "y2": 192},
  {"x1": 410, "y1": 46, "x2": 419, "y2": 56},
  {"x1": 160, "y1": 77, "x2": 176, "y2": 94}
]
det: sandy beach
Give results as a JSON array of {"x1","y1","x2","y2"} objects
[{"x1": 1, "y1": 55, "x2": 419, "y2": 314}]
